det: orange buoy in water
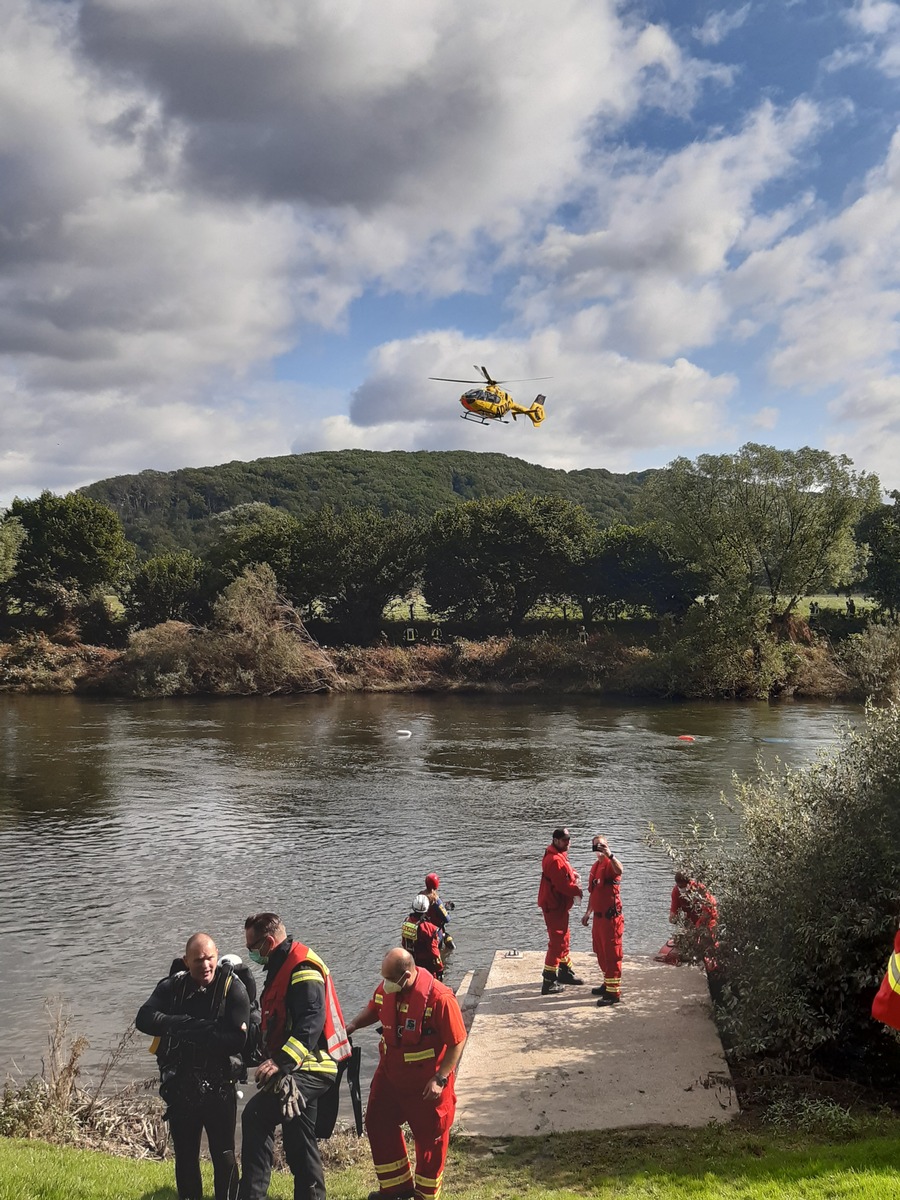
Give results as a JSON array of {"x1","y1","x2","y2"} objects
[{"x1": 678, "y1": 735, "x2": 695, "y2": 742}]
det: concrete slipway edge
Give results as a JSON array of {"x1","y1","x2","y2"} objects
[{"x1": 453, "y1": 950, "x2": 735, "y2": 1136}]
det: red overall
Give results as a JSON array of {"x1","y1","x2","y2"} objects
[
  {"x1": 873, "y1": 930, "x2": 900, "y2": 1030},
  {"x1": 538, "y1": 845, "x2": 581, "y2": 979},
  {"x1": 363, "y1": 969, "x2": 466, "y2": 1200},
  {"x1": 670, "y1": 882, "x2": 718, "y2": 933},
  {"x1": 587, "y1": 857, "x2": 623, "y2": 997}
]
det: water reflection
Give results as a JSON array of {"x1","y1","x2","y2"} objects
[{"x1": 0, "y1": 693, "x2": 860, "y2": 1080}]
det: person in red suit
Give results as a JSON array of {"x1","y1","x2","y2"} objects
[
  {"x1": 345, "y1": 947, "x2": 467, "y2": 1200},
  {"x1": 537, "y1": 826, "x2": 584, "y2": 995},
  {"x1": 582, "y1": 834, "x2": 624, "y2": 1006},
  {"x1": 669, "y1": 872, "x2": 718, "y2": 932}
]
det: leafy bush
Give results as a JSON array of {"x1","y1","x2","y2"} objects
[
  {"x1": 838, "y1": 625, "x2": 900, "y2": 703},
  {"x1": 621, "y1": 601, "x2": 794, "y2": 699},
  {"x1": 673, "y1": 703, "x2": 900, "y2": 1077}
]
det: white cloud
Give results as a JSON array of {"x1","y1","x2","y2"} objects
[
  {"x1": 751, "y1": 406, "x2": 779, "y2": 430},
  {"x1": 516, "y1": 99, "x2": 822, "y2": 359},
  {"x1": 693, "y1": 4, "x2": 752, "y2": 47},
  {"x1": 0, "y1": 0, "x2": 746, "y2": 497}
]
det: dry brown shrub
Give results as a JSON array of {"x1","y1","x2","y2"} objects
[
  {"x1": 0, "y1": 634, "x2": 121, "y2": 693},
  {"x1": 1, "y1": 1003, "x2": 166, "y2": 1158},
  {"x1": 786, "y1": 644, "x2": 852, "y2": 699},
  {"x1": 111, "y1": 567, "x2": 343, "y2": 697}
]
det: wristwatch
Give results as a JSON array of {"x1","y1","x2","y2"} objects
[{"x1": 435, "y1": 1073, "x2": 449, "y2": 1088}]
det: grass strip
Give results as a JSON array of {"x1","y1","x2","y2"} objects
[{"x1": 4, "y1": 1121, "x2": 900, "y2": 1200}]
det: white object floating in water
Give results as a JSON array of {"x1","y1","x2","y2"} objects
[{"x1": 397, "y1": 729, "x2": 412, "y2": 738}]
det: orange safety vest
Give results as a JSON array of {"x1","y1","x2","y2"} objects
[
  {"x1": 261, "y1": 940, "x2": 351, "y2": 1063},
  {"x1": 872, "y1": 931, "x2": 900, "y2": 1031},
  {"x1": 373, "y1": 968, "x2": 446, "y2": 1082}
]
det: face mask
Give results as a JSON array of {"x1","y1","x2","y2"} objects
[
  {"x1": 249, "y1": 950, "x2": 268, "y2": 966},
  {"x1": 382, "y1": 974, "x2": 407, "y2": 994}
]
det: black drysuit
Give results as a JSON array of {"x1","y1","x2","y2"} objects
[{"x1": 137, "y1": 965, "x2": 250, "y2": 1200}]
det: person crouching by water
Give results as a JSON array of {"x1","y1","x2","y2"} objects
[
  {"x1": 345, "y1": 947, "x2": 467, "y2": 1200},
  {"x1": 581, "y1": 835, "x2": 624, "y2": 1006},
  {"x1": 239, "y1": 912, "x2": 351, "y2": 1200},
  {"x1": 136, "y1": 932, "x2": 250, "y2": 1200},
  {"x1": 537, "y1": 826, "x2": 584, "y2": 994}
]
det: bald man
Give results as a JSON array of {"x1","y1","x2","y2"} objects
[
  {"x1": 137, "y1": 932, "x2": 250, "y2": 1200},
  {"x1": 346, "y1": 948, "x2": 466, "y2": 1200}
]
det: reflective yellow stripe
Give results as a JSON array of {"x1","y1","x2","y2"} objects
[
  {"x1": 374, "y1": 1157, "x2": 410, "y2": 1174},
  {"x1": 889, "y1": 953, "x2": 900, "y2": 994},
  {"x1": 424, "y1": 1006, "x2": 433, "y2": 1016},
  {"x1": 373, "y1": 993, "x2": 383, "y2": 1006},
  {"x1": 303, "y1": 1057, "x2": 338, "y2": 1076},
  {"x1": 376, "y1": 1164, "x2": 413, "y2": 1185},
  {"x1": 401, "y1": 920, "x2": 418, "y2": 943},
  {"x1": 402, "y1": 1048, "x2": 436, "y2": 1062},
  {"x1": 282, "y1": 1036, "x2": 309, "y2": 1065},
  {"x1": 292, "y1": 969, "x2": 326, "y2": 985}
]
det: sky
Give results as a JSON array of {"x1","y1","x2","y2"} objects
[{"x1": 3, "y1": 0, "x2": 900, "y2": 504}]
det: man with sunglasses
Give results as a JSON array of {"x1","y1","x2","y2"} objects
[
  {"x1": 239, "y1": 913, "x2": 351, "y2": 1200},
  {"x1": 537, "y1": 826, "x2": 584, "y2": 995}
]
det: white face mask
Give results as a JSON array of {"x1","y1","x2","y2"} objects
[{"x1": 382, "y1": 973, "x2": 407, "y2": 994}]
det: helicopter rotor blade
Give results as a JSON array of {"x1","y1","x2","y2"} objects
[
  {"x1": 491, "y1": 376, "x2": 553, "y2": 384},
  {"x1": 477, "y1": 365, "x2": 495, "y2": 384},
  {"x1": 429, "y1": 376, "x2": 484, "y2": 384}
]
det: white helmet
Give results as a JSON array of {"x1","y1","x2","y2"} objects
[
  {"x1": 220, "y1": 953, "x2": 243, "y2": 968},
  {"x1": 412, "y1": 894, "x2": 429, "y2": 913}
]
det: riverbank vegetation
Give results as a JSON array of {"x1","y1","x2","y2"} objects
[
  {"x1": 2, "y1": 443, "x2": 900, "y2": 699},
  {"x1": 669, "y1": 702, "x2": 900, "y2": 1093}
]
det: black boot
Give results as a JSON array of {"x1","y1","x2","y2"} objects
[
  {"x1": 596, "y1": 992, "x2": 620, "y2": 1007},
  {"x1": 558, "y1": 962, "x2": 584, "y2": 985},
  {"x1": 541, "y1": 978, "x2": 566, "y2": 995},
  {"x1": 591, "y1": 984, "x2": 606, "y2": 996}
]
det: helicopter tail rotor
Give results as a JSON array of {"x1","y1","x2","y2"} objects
[{"x1": 525, "y1": 394, "x2": 546, "y2": 427}]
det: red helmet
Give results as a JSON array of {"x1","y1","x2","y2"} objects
[{"x1": 425, "y1": 872, "x2": 440, "y2": 890}]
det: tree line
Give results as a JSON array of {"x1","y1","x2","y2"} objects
[
  {"x1": 1, "y1": 443, "x2": 896, "y2": 648},
  {"x1": 79, "y1": 448, "x2": 649, "y2": 556}
]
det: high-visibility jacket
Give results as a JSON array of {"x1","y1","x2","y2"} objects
[
  {"x1": 401, "y1": 914, "x2": 443, "y2": 974},
  {"x1": 872, "y1": 930, "x2": 900, "y2": 1031},
  {"x1": 261, "y1": 940, "x2": 351, "y2": 1070},
  {"x1": 538, "y1": 846, "x2": 580, "y2": 912},
  {"x1": 372, "y1": 968, "x2": 461, "y2": 1086}
]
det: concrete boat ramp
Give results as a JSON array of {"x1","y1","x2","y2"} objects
[{"x1": 454, "y1": 950, "x2": 735, "y2": 1136}]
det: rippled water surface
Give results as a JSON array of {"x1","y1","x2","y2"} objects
[{"x1": 0, "y1": 693, "x2": 862, "y2": 1079}]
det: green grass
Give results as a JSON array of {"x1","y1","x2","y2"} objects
[{"x1": 5, "y1": 1121, "x2": 900, "y2": 1200}]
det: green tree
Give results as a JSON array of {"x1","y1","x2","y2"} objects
[
  {"x1": 642, "y1": 444, "x2": 880, "y2": 620},
  {"x1": 5, "y1": 492, "x2": 133, "y2": 622},
  {"x1": 570, "y1": 524, "x2": 703, "y2": 624},
  {"x1": 299, "y1": 508, "x2": 424, "y2": 642},
  {"x1": 0, "y1": 515, "x2": 24, "y2": 585},
  {"x1": 863, "y1": 491, "x2": 900, "y2": 618},
  {"x1": 125, "y1": 551, "x2": 210, "y2": 628},
  {"x1": 205, "y1": 504, "x2": 301, "y2": 593},
  {"x1": 423, "y1": 493, "x2": 596, "y2": 631}
]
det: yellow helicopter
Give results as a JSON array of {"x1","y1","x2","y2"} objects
[{"x1": 430, "y1": 365, "x2": 550, "y2": 426}]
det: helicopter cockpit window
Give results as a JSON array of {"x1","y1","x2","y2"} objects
[{"x1": 464, "y1": 388, "x2": 489, "y2": 401}]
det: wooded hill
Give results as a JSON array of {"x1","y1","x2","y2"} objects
[{"x1": 80, "y1": 449, "x2": 654, "y2": 555}]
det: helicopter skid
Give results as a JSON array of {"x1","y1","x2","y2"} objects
[{"x1": 461, "y1": 413, "x2": 507, "y2": 425}]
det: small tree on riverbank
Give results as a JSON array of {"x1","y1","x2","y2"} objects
[{"x1": 675, "y1": 703, "x2": 900, "y2": 1078}]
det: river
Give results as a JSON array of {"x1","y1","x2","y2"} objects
[{"x1": 0, "y1": 692, "x2": 862, "y2": 1081}]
